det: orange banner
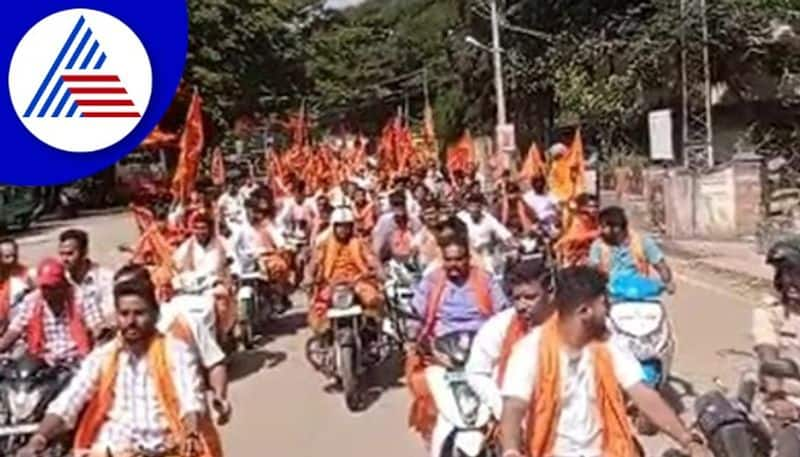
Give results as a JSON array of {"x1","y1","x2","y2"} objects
[{"x1": 171, "y1": 91, "x2": 204, "y2": 202}]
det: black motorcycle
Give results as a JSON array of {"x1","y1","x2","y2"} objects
[
  {"x1": 0, "y1": 354, "x2": 75, "y2": 456},
  {"x1": 690, "y1": 358, "x2": 800, "y2": 457},
  {"x1": 306, "y1": 283, "x2": 392, "y2": 411}
]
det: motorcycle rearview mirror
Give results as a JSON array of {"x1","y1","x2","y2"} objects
[{"x1": 759, "y1": 358, "x2": 800, "y2": 380}]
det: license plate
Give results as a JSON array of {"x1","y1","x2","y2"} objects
[
  {"x1": 445, "y1": 371, "x2": 467, "y2": 383},
  {"x1": 0, "y1": 423, "x2": 39, "y2": 436}
]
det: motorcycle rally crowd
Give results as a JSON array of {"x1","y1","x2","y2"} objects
[{"x1": 1, "y1": 130, "x2": 800, "y2": 457}]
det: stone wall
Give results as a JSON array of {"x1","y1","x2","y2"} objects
[{"x1": 659, "y1": 157, "x2": 763, "y2": 239}]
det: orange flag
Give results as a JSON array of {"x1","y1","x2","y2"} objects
[
  {"x1": 171, "y1": 91, "x2": 204, "y2": 202},
  {"x1": 142, "y1": 126, "x2": 177, "y2": 149},
  {"x1": 520, "y1": 142, "x2": 547, "y2": 180},
  {"x1": 446, "y1": 130, "x2": 475, "y2": 176},
  {"x1": 211, "y1": 147, "x2": 225, "y2": 187}
]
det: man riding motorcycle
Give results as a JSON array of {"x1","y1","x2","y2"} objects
[
  {"x1": 457, "y1": 192, "x2": 516, "y2": 274},
  {"x1": 17, "y1": 268, "x2": 220, "y2": 457},
  {"x1": 0, "y1": 258, "x2": 103, "y2": 364},
  {"x1": 465, "y1": 258, "x2": 555, "y2": 395},
  {"x1": 588, "y1": 206, "x2": 676, "y2": 294},
  {"x1": 554, "y1": 192, "x2": 600, "y2": 267},
  {"x1": 754, "y1": 237, "x2": 800, "y2": 456},
  {"x1": 172, "y1": 211, "x2": 235, "y2": 343},
  {"x1": 406, "y1": 233, "x2": 508, "y2": 442},
  {"x1": 230, "y1": 192, "x2": 293, "y2": 311},
  {"x1": 305, "y1": 207, "x2": 384, "y2": 334}
]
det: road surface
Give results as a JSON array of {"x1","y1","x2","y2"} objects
[{"x1": 14, "y1": 211, "x2": 765, "y2": 457}]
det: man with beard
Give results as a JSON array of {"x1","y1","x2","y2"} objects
[
  {"x1": 407, "y1": 234, "x2": 508, "y2": 442},
  {"x1": 588, "y1": 206, "x2": 675, "y2": 293},
  {"x1": 0, "y1": 258, "x2": 103, "y2": 364},
  {"x1": 0, "y1": 238, "x2": 34, "y2": 332},
  {"x1": 753, "y1": 237, "x2": 800, "y2": 456},
  {"x1": 465, "y1": 259, "x2": 555, "y2": 399},
  {"x1": 18, "y1": 266, "x2": 220, "y2": 457},
  {"x1": 58, "y1": 229, "x2": 115, "y2": 330},
  {"x1": 499, "y1": 266, "x2": 704, "y2": 457},
  {"x1": 376, "y1": 190, "x2": 416, "y2": 263}
]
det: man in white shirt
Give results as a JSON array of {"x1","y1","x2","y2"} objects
[
  {"x1": 465, "y1": 259, "x2": 554, "y2": 405},
  {"x1": 457, "y1": 192, "x2": 515, "y2": 273},
  {"x1": 216, "y1": 182, "x2": 246, "y2": 233},
  {"x1": 522, "y1": 175, "x2": 560, "y2": 237},
  {"x1": 498, "y1": 266, "x2": 705, "y2": 457}
]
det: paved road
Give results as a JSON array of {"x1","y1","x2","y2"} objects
[{"x1": 14, "y1": 211, "x2": 765, "y2": 457}]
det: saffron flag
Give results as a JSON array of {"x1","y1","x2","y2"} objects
[
  {"x1": 520, "y1": 142, "x2": 547, "y2": 180},
  {"x1": 446, "y1": 130, "x2": 475, "y2": 176},
  {"x1": 171, "y1": 91, "x2": 204, "y2": 202}
]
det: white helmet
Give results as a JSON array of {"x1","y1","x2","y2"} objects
[{"x1": 331, "y1": 207, "x2": 355, "y2": 225}]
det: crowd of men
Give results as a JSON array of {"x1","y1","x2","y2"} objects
[{"x1": 0, "y1": 139, "x2": 799, "y2": 456}]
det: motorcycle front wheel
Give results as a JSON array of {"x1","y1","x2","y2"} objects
[
  {"x1": 337, "y1": 343, "x2": 359, "y2": 411},
  {"x1": 238, "y1": 320, "x2": 255, "y2": 350}
]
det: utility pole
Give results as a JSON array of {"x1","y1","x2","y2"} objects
[
  {"x1": 680, "y1": 0, "x2": 713, "y2": 170},
  {"x1": 490, "y1": 0, "x2": 507, "y2": 127},
  {"x1": 423, "y1": 67, "x2": 430, "y2": 107}
]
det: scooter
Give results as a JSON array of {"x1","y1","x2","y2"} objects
[
  {"x1": 426, "y1": 331, "x2": 501, "y2": 457},
  {"x1": 607, "y1": 274, "x2": 675, "y2": 433},
  {"x1": 235, "y1": 268, "x2": 272, "y2": 350}
]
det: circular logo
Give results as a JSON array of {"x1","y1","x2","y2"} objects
[{"x1": 8, "y1": 9, "x2": 152, "y2": 153}]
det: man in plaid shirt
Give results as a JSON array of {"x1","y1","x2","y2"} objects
[
  {"x1": 17, "y1": 265, "x2": 214, "y2": 457},
  {"x1": 0, "y1": 258, "x2": 103, "y2": 364}
]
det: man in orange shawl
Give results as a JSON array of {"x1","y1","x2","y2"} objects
[
  {"x1": 18, "y1": 268, "x2": 221, "y2": 457},
  {"x1": 304, "y1": 207, "x2": 384, "y2": 334},
  {"x1": 352, "y1": 185, "x2": 376, "y2": 239},
  {"x1": 554, "y1": 193, "x2": 601, "y2": 267},
  {"x1": 498, "y1": 266, "x2": 704, "y2": 457},
  {"x1": 464, "y1": 258, "x2": 554, "y2": 391},
  {"x1": 0, "y1": 238, "x2": 34, "y2": 332},
  {"x1": 406, "y1": 234, "x2": 507, "y2": 442}
]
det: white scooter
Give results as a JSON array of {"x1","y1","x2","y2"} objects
[
  {"x1": 607, "y1": 275, "x2": 675, "y2": 433},
  {"x1": 426, "y1": 331, "x2": 501, "y2": 457}
]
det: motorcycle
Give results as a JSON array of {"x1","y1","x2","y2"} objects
[
  {"x1": 426, "y1": 331, "x2": 500, "y2": 457},
  {"x1": 607, "y1": 274, "x2": 675, "y2": 433},
  {"x1": 235, "y1": 268, "x2": 273, "y2": 350},
  {"x1": 305, "y1": 283, "x2": 392, "y2": 411},
  {"x1": 383, "y1": 258, "x2": 423, "y2": 347},
  {"x1": 688, "y1": 358, "x2": 800, "y2": 457},
  {"x1": 284, "y1": 220, "x2": 311, "y2": 283},
  {"x1": 0, "y1": 354, "x2": 76, "y2": 456}
]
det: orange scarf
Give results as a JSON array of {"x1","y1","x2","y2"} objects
[
  {"x1": 27, "y1": 289, "x2": 90, "y2": 359},
  {"x1": 496, "y1": 313, "x2": 527, "y2": 386},
  {"x1": 321, "y1": 237, "x2": 368, "y2": 282},
  {"x1": 527, "y1": 316, "x2": 636, "y2": 457},
  {"x1": 74, "y1": 336, "x2": 222, "y2": 457},
  {"x1": 419, "y1": 268, "x2": 493, "y2": 341}
]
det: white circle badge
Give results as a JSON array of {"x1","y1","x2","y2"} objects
[{"x1": 8, "y1": 9, "x2": 153, "y2": 153}]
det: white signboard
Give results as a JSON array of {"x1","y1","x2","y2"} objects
[
  {"x1": 496, "y1": 124, "x2": 516, "y2": 152},
  {"x1": 648, "y1": 109, "x2": 674, "y2": 161}
]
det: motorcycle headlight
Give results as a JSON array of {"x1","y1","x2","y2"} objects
[
  {"x1": 453, "y1": 383, "x2": 480, "y2": 426},
  {"x1": 8, "y1": 386, "x2": 41, "y2": 422},
  {"x1": 332, "y1": 288, "x2": 354, "y2": 309}
]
